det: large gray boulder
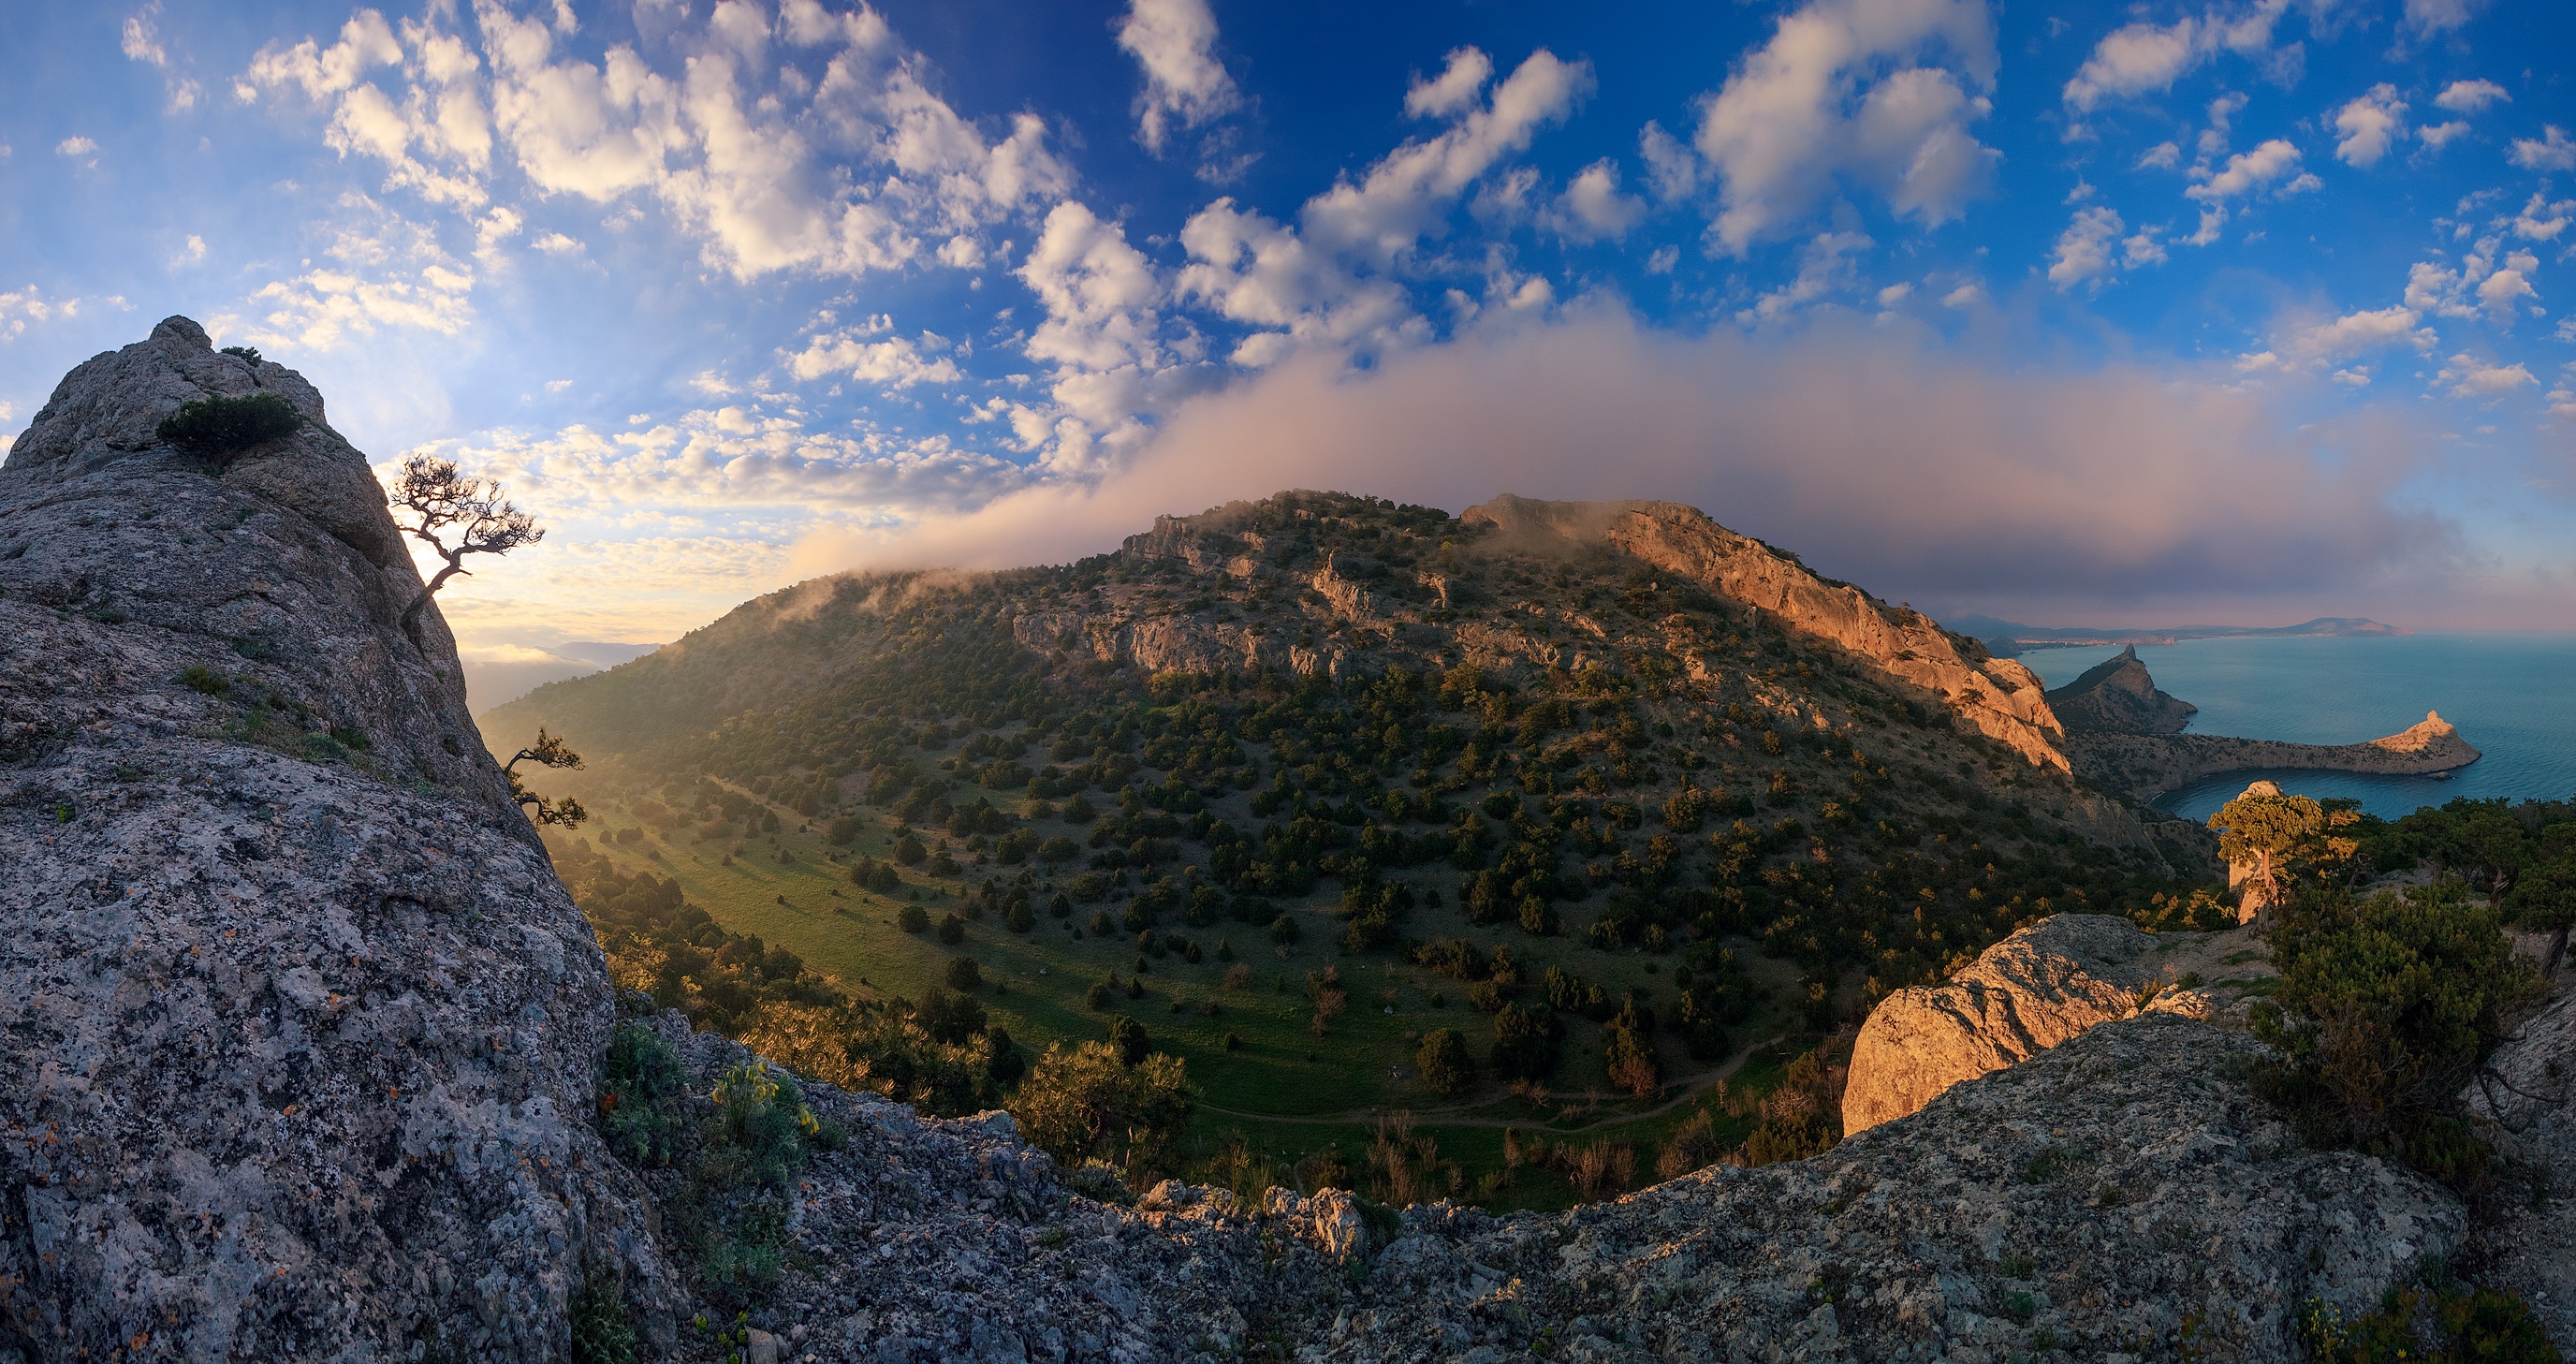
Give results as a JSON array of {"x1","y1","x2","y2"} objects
[
  {"x1": 0, "y1": 319, "x2": 675, "y2": 1359},
  {"x1": 640, "y1": 1010, "x2": 2465, "y2": 1364},
  {"x1": 2464, "y1": 986, "x2": 2576, "y2": 1352}
]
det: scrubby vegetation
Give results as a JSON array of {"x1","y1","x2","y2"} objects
[
  {"x1": 594, "y1": 1014, "x2": 848, "y2": 1312},
  {"x1": 2252, "y1": 881, "x2": 2538, "y2": 1188},
  {"x1": 155, "y1": 392, "x2": 302, "y2": 462},
  {"x1": 504, "y1": 491, "x2": 2231, "y2": 1211},
  {"x1": 2240, "y1": 793, "x2": 2576, "y2": 1197}
]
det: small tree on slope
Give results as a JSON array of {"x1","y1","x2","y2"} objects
[{"x1": 388, "y1": 454, "x2": 543, "y2": 639}]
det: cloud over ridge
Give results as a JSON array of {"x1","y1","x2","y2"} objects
[{"x1": 807, "y1": 306, "x2": 2457, "y2": 619}]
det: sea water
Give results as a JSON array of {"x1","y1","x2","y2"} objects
[{"x1": 2017, "y1": 632, "x2": 2576, "y2": 822}]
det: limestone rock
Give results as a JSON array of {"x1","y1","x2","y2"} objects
[
  {"x1": 0, "y1": 319, "x2": 677, "y2": 1358},
  {"x1": 656, "y1": 1006, "x2": 2449, "y2": 1364},
  {"x1": 1843, "y1": 915, "x2": 2163, "y2": 1136},
  {"x1": 2044, "y1": 644, "x2": 2198, "y2": 734},
  {"x1": 1842, "y1": 914, "x2": 2279, "y2": 1136},
  {"x1": 1295, "y1": 1016, "x2": 2459, "y2": 1363},
  {"x1": 1464, "y1": 494, "x2": 2073, "y2": 772},
  {"x1": 2463, "y1": 986, "x2": 2576, "y2": 1352}
]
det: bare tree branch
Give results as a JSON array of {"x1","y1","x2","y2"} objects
[{"x1": 389, "y1": 455, "x2": 545, "y2": 640}]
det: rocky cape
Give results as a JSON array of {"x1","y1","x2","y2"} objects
[
  {"x1": 2042, "y1": 646, "x2": 2195, "y2": 737},
  {"x1": 2065, "y1": 710, "x2": 2481, "y2": 799},
  {"x1": 2041, "y1": 649, "x2": 2478, "y2": 799}
]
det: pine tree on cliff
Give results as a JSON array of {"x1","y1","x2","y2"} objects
[{"x1": 388, "y1": 454, "x2": 544, "y2": 640}]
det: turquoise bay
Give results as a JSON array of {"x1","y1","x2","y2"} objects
[{"x1": 2015, "y1": 633, "x2": 2576, "y2": 823}]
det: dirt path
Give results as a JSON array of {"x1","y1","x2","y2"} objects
[{"x1": 1198, "y1": 1035, "x2": 1785, "y2": 1136}]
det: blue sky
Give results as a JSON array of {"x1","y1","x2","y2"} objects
[{"x1": 1, "y1": 0, "x2": 2570, "y2": 698}]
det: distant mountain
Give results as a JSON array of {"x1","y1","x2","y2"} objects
[
  {"x1": 1949, "y1": 614, "x2": 2406, "y2": 656},
  {"x1": 464, "y1": 638, "x2": 662, "y2": 716}
]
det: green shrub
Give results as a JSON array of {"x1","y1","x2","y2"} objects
[
  {"x1": 2252, "y1": 882, "x2": 2540, "y2": 1186},
  {"x1": 599, "y1": 1022, "x2": 689, "y2": 1167},
  {"x1": 1008, "y1": 1040, "x2": 1195, "y2": 1182},
  {"x1": 568, "y1": 1263, "x2": 637, "y2": 1364},
  {"x1": 705, "y1": 1063, "x2": 822, "y2": 1190},
  {"x1": 1109, "y1": 1016, "x2": 1149, "y2": 1066},
  {"x1": 897, "y1": 903, "x2": 929, "y2": 933},
  {"x1": 178, "y1": 666, "x2": 230, "y2": 697},
  {"x1": 1741, "y1": 1049, "x2": 1842, "y2": 1166},
  {"x1": 1416, "y1": 1027, "x2": 1472, "y2": 1097},
  {"x1": 156, "y1": 393, "x2": 303, "y2": 462}
]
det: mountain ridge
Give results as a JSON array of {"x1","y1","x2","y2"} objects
[{"x1": 1953, "y1": 613, "x2": 2408, "y2": 657}]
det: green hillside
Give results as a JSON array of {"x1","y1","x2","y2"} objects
[{"x1": 485, "y1": 490, "x2": 2221, "y2": 1206}]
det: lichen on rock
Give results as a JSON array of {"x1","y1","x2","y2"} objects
[{"x1": 0, "y1": 318, "x2": 677, "y2": 1358}]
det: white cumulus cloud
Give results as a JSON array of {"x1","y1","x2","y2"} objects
[
  {"x1": 2061, "y1": 0, "x2": 2289, "y2": 111},
  {"x1": 1114, "y1": 0, "x2": 1239, "y2": 155},
  {"x1": 2433, "y1": 79, "x2": 2509, "y2": 113},
  {"x1": 2048, "y1": 206, "x2": 2124, "y2": 289},
  {"x1": 2333, "y1": 85, "x2": 2405, "y2": 168},
  {"x1": 1545, "y1": 159, "x2": 1647, "y2": 242},
  {"x1": 1689, "y1": 0, "x2": 1999, "y2": 255},
  {"x1": 787, "y1": 329, "x2": 964, "y2": 389},
  {"x1": 2439, "y1": 354, "x2": 2534, "y2": 397},
  {"x1": 2510, "y1": 126, "x2": 2576, "y2": 172}
]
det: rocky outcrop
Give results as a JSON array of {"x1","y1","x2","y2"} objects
[
  {"x1": 1296, "y1": 1016, "x2": 2456, "y2": 1362},
  {"x1": 1463, "y1": 495, "x2": 2073, "y2": 771},
  {"x1": 666, "y1": 1006, "x2": 2454, "y2": 1363},
  {"x1": 2066, "y1": 710, "x2": 2481, "y2": 799},
  {"x1": 0, "y1": 319, "x2": 674, "y2": 1358},
  {"x1": 2463, "y1": 987, "x2": 2576, "y2": 1352},
  {"x1": 1843, "y1": 915, "x2": 2276, "y2": 1135},
  {"x1": 2044, "y1": 645, "x2": 2198, "y2": 734}
]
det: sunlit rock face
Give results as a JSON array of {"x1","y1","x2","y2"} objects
[
  {"x1": 1841, "y1": 913, "x2": 2281, "y2": 1135},
  {"x1": 2044, "y1": 645, "x2": 2197, "y2": 735},
  {"x1": 1843, "y1": 915, "x2": 2164, "y2": 1137},
  {"x1": 0, "y1": 318, "x2": 677, "y2": 1359},
  {"x1": 1466, "y1": 494, "x2": 2074, "y2": 773}
]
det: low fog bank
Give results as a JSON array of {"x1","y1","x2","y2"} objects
[{"x1": 790, "y1": 308, "x2": 2491, "y2": 622}]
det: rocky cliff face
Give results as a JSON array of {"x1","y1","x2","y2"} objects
[
  {"x1": 2042, "y1": 645, "x2": 2197, "y2": 735},
  {"x1": 2463, "y1": 984, "x2": 2576, "y2": 1349},
  {"x1": 1467, "y1": 495, "x2": 2073, "y2": 772},
  {"x1": 1843, "y1": 916, "x2": 2275, "y2": 1135},
  {"x1": 0, "y1": 319, "x2": 673, "y2": 1359}
]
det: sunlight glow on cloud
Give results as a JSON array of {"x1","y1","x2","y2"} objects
[{"x1": 9, "y1": 0, "x2": 2574, "y2": 655}]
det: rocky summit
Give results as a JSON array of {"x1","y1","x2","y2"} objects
[
  {"x1": 0, "y1": 319, "x2": 677, "y2": 1359},
  {"x1": 2041, "y1": 646, "x2": 2196, "y2": 736},
  {"x1": 0, "y1": 320, "x2": 2556, "y2": 1361}
]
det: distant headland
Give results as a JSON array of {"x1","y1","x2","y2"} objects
[
  {"x1": 2040, "y1": 644, "x2": 2479, "y2": 799},
  {"x1": 1948, "y1": 613, "x2": 2406, "y2": 658}
]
